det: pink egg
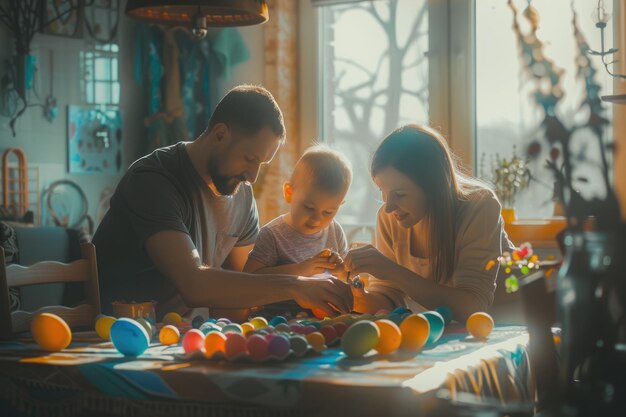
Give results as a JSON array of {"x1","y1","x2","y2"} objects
[
  {"x1": 264, "y1": 333, "x2": 277, "y2": 342},
  {"x1": 225, "y1": 332, "x2": 248, "y2": 359},
  {"x1": 182, "y1": 329, "x2": 205, "y2": 354},
  {"x1": 319, "y1": 325, "x2": 338, "y2": 344},
  {"x1": 247, "y1": 334, "x2": 270, "y2": 361},
  {"x1": 268, "y1": 334, "x2": 290, "y2": 357}
]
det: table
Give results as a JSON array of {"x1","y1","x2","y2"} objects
[{"x1": 0, "y1": 325, "x2": 531, "y2": 417}]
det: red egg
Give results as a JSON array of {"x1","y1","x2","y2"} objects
[
  {"x1": 182, "y1": 329, "x2": 205, "y2": 354},
  {"x1": 225, "y1": 332, "x2": 248, "y2": 359}
]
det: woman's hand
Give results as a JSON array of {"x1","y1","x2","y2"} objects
[{"x1": 344, "y1": 245, "x2": 395, "y2": 279}]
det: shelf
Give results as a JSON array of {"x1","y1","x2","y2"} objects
[{"x1": 601, "y1": 94, "x2": 626, "y2": 104}]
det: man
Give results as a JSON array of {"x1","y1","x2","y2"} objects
[{"x1": 93, "y1": 85, "x2": 352, "y2": 319}]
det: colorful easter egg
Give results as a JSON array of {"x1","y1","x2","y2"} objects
[
  {"x1": 319, "y1": 325, "x2": 338, "y2": 344},
  {"x1": 204, "y1": 331, "x2": 227, "y2": 357},
  {"x1": 241, "y1": 322, "x2": 255, "y2": 335},
  {"x1": 435, "y1": 305, "x2": 453, "y2": 325},
  {"x1": 332, "y1": 322, "x2": 348, "y2": 338},
  {"x1": 249, "y1": 316, "x2": 269, "y2": 329},
  {"x1": 306, "y1": 332, "x2": 326, "y2": 352},
  {"x1": 182, "y1": 329, "x2": 205, "y2": 353},
  {"x1": 225, "y1": 332, "x2": 248, "y2": 359},
  {"x1": 222, "y1": 323, "x2": 243, "y2": 334},
  {"x1": 399, "y1": 314, "x2": 430, "y2": 351},
  {"x1": 422, "y1": 311, "x2": 445, "y2": 344},
  {"x1": 466, "y1": 312, "x2": 494, "y2": 339},
  {"x1": 289, "y1": 335, "x2": 309, "y2": 355},
  {"x1": 268, "y1": 334, "x2": 290, "y2": 357},
  {"x1": 159, "y1": 325, "x2": 180, "y2": 345},
  {"x1": 135, "y1": 317, "x2": 154, "y2": 340},
  {"x1": 312, "y1": 308, "x2": 328, "y2": 320},
  {"x1": 247, "y1": 334, "x2": 270, "y2": 361},
  {"x1": 110, "y1": 318, "x2": 149, "y2": 356},
  {"x1": 31, "y1": 313, "x2": 72, "y2": 352},
  {"x1": 340, "y1": 320, "x2": 380, "y2": 358},
  {"x1": 268, "y1": 315, "x2": 288, "y2": 327},
  {"x1": 162, "y1": 312, "x2": 182, "y2": 326},
  {"x1": 95, "y1": 315, "x2": 116, "y2": 340},
  {"x1": 374, "y1": 319, "x2": 402, "y2": 355},
  {"x1": 191, "y1": 315, "x2": 204, "y2": 329}
]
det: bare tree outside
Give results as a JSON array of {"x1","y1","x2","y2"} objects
[{"x1": 320, "y1": 0, "x2": 429, "y2": 227}]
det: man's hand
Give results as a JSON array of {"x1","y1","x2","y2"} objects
[{"x1": 290, "y1": 275, "x2": 353, "y2": 317}]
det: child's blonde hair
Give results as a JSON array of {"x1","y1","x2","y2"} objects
[{"x1": 290, "y1": 145, "x2": 352, "y2": 195}]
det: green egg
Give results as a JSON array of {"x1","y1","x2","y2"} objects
[{"x1": 340, "y1": 320, "x2": 380, "y2": 358}]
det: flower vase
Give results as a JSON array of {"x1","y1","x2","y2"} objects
[
  {"x1": 557, "y1": 230, "x2": 626, "y2": 416},
  {"x1": 501, "y1": 207, "x2": 517, "y2": 224}
]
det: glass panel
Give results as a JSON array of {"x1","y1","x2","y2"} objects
[
  {"x1": 94, "y1": 81, "x2": 110, "y2": 104},
  {"x1": 320, "y1": 0, "x2": 429, "y2": 226},
  {"x1": 112, "y1": 82, "x2": 120, "y2": 104},
  {"x1": 94, "y1": 56, "x2": 111, "y2": 80},
  {"x1": 476, "y1": 0, "x2": 614, "y2": 218}
]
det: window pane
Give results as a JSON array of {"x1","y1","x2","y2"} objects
[
  {"x1": 320, "y1": 0, "x2": 429, "y2": 226},
  {"x1": 476, "y1": 0, "x2": 614, "y2": 218},
  {"x1": 95, "y1": 81, "x2": 110, "y2": 104}
]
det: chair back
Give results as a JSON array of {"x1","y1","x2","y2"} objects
[{"x1": 0, "y1": 243, "x2": 101, "y2": 340}]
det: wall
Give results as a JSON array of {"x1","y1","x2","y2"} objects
[
  {"x1": 614, "y1": 0, "x2": 626, "y2": 221},
  {"x1": 0, "y1": 6, "x2": 142, "y2": 230},
  {"x1": 0, "y1": 4, "x2": 266, "y2": 231}
]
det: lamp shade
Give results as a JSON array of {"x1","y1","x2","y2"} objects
[{"x1": 125, "y1": 0, "x2": 268, "y2": 27}]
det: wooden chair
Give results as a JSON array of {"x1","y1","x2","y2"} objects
[{"x1": 0, "y1": 242, "x2": 101, "y2": 340}]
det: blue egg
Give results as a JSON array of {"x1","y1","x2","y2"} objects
[
  {"x1": 110, "y1": 318, "x2": 150, "y2": 357},
  {"x1": 387, "y1": 313, "x2": 403, "y2": 325},
  {"x1": 422, "y1": 311, "x2": 445, "y2": 344},
  {"x1": 205, "y1": 318, "x2": 217, "y2": 324},
  {"x1": 391, "y1": 306, "x2": 412, "y2": 316},
  {"x1": 191, "y1": 315, "x2": 204, "y2": 329},
  {"x1": 269, "y1": 316, "x2": 288, "y2": 327},
  {"x1": 435, "y1": 305, "x2": 453, "y2": 325}
]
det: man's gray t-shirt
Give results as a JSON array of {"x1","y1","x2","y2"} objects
[
  {"x1": 248, "y1": 214, "x2": 348, "y2": 268},
  {"x1": 93, "y1": 142, "x2": 259, "y2": 316}
]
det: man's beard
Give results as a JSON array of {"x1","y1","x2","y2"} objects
[{"x1": 207, "y1": 160, "x2": 245, "y2": 195}]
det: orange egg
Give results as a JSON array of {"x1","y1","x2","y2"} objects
[
  {"x1": 399, "y1": 314, "x2": 429, "y2": 351},
  {"x1": 31, "y1": 313, "x2": 72, "y2": 351},
  {"x1": 159, "y1": 325, "x2": 180, "y2": 345},
  {"x1": 312, "y1": 308, "x2": 328, "y2": 320},
  {"x1": 204, "y1": 332, "x2": 227, "y2": 358},
  {"x1": 466, "y1": 312, "x2": 494, "y2": 339},
  {"x1": 374, "y1": 319, "x2": 402, "y2": 355}
]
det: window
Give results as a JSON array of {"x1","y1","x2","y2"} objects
[
  {"x1": 319, "y1": 0, "x2": 431, "y2": 226},
  {"x1": 81, "y1": 43, "x2": 120, "y2": 105},
  {"x1": 476, "y1": 0, "x2": 614, "y2": 218}
]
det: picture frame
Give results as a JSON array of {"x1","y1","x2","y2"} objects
[{"x1": 41, "y1": 0, "x2": 84, "y2": 38}]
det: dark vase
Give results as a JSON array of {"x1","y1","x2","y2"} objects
[{"x1": 557, "y1": 229, "x2": 626, "y2": 416}]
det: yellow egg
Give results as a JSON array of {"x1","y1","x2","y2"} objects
[
  {"x1": 374, "y1": 319, "x2": 402, "y2": 355},
  {"x1": 399, "y1": 314, "x2": 430, "y2": 351},
  {"x1": 31, "y1": 313, "x2": 72, "y2": 351},
  {"x1": 95, "y1": 316, "x2": 116, "y2": 340},
  {"x1": 466, "y1": 312, "x2": 494, "y2": 339},
  {"x1": 249, "y1": 316, "x2": 268, "y2": 329},
  {"x1": 162, "y1": 312, "x2": 182, "y2": 326},
  {"x1": 305, "y1": 332, "x2": 326, "y2": 352},
  {"x1": 159, "y1": 325, "x2": 180, "y2": 345},
  {"x1": 241, "y1": 322, "x2": 255, "y2": 335}
]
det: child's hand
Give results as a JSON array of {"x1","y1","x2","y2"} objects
[{"x1": 295, "y1": 249, "x2": 339, "y2": 276}]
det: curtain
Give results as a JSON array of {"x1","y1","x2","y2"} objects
[{"x1": 256, "y1": 0, "x2": 301, "y2": 225}]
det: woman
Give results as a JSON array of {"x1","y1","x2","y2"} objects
[{"x1": 345, "y1": 124, "x2": 513, "y2": 322}]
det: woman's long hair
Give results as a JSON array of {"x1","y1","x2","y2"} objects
[{"x1": 371, "y1": 124, "x2": 488, "y2": 284}]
